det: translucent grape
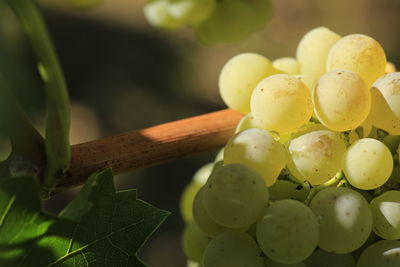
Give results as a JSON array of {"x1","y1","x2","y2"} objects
[
  {"x1": 143, "y1": 0, "x2": 184, "y2": 30},
  {"x1": 203, "y1": 164, "x2": 269, "y2": 228},
  {"x1": 343, "y1": 138, "x2": 393, "y2": 190},
  {"x1": 370, "y1": 190, "x2": 400, "y2": 240},
  {"x1": 224, "y1": 128, "x2": 286, "y2": 185},
  {"x1": 214, "y1": 148, "x2": 224, "y2": 162},
  {"x1": 268, "y1": 180, "x2": 309, "y2": 202},
  {"x1": 369, "y1": 72, "x2": 400, "y2": 135},
  {"x1": 192, "y1": 187, "x2": 229, "y2": 237},
  {"x1": 288, "y1": 130, "x2": 346, "y2": 185},
  {"x1": 296, "y1": 27, "x2": 341, "y2": 78},
  {"x1": 219, "y1": 53, "x2": 277, "y2": 114},
  {"x1": 180, "y1": 163, "x2": 214, "y2": 222},
  {"x1": 250, "y1": 74, "x2": 313, "y2": 135},
  {"x1": 357, "y1": 240, "x2": 400, "y2": 267},
  {"x1": 182, "y1": 222, "x2": 210, "y2": 262},
  {"x1": 235, "y1": 113, "x2": 261, "y2": 133},
  {"x1": 310, "y1": 187, "x2": 373, "y2": 253},
  {"x1": 313, "y1": 69, "x2": 371, "y2": 132},
  {"x1": 202, "y1": 231, "x2": 264, "y2": 267},
  {"x1": 264, "y1": 258, "x2": 306, "y2": 267},
  {"x1": 326, "y1": 34, "x2": 386, "y2": 87},
  {"x1": 168, "y1": 0, "x2": 215, "y2": 26},
  {"x1": 256, "y1": 199, "x2": 319, "y2": 264},
  {"x1": 304, "y1": 249, "x2": 356, "y2": 267},
  {"x1": 272, "y1": 57, "x2": 300, "y2": 75}
]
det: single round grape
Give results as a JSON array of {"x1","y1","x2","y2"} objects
[
  {"x1": 296, "y1": 26, "x2": 341, "y2": 78},
  {"x1": 264, "y1": 258, "x2": 306, "y2": 267},
  {"x1": 268, "y1": 180, "x2": 309, "y2": 202},
  {"x1": 224, "y1": 128, "x2": 286, "y2": 186},
  {"x1": 182, "y1": 222, "x2": 210, "y2": 262},
  {"x1": 313, "y1": 69, "x2": 371, "y2": 132},
  {"x1": 370, "y1": 191, "x2": 400, "y2": 240},
  {"x1": 288, "y1": 130, "x2": 347, "y2": 185},
  {"x1": 343, "y1": 138, "x2": 393, "y2": 190},
  {"x1": 192, "y1": 187, "x2": 229, "y2": 237},
  {"x1": 357, "y1": 240, "x2": 400, "y2": 267},
  {"x1": 219, "y1": 53, "x2": 277, "y2": 114},
  {"x1": 143, "y1": 0, "x2": 184, "y2": 30},
  {"x1": 203, "y1": 164, "x2": 269, "y2": 228},
  {"x1": 272, "y1": 57, "x2": 300, "y2": 75},
  {"x1": 386, "y1": 62, "x2": 397, "y2": 73},
  {"x1": 235, "y1": 113, "x2": 262, "y2": 133},
  {"x1": 310, "y1": 187, "x2": 373, "y2": 253},
  {"x1": 351, "y1": 231, "x2": 377, "y2": 261},
  {"x1": 168, "y1": 0, "x2": 215, "y2": 26},
  {"x1": 180, "y1": 163, "x2": 214, "y2": 222},
  {"x1": 326, "y1": 34, "x2": 386, "y2": 87},
  {"x1": 251, "y1": 74, "x2": 313, "y2": 135},
  {"x1": 304, "y1": 249, "x2": 356, "y2": 267},
  {"x1": 202, "y1": 231, "x2": 264, "y2": 267},
  {"x1": 369, "y1": 72, "x2": 400, "y2": 135},
  {"x1": 256, "y1": 199, "x2": 319, "y2": 264}
]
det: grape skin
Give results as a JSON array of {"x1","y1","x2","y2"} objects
[
  {"x1": 182, "y1": 222, "x2": 210, "y2": 262},
  {"x1": 224, "y1": 128, "x2": 286, "y2": 186},
  {"x1": 203, "y1": 164, "x2": 269, "y2": 229},
  {"x1": 202, "y1": 231, "x2": 264, "y2": 267},
  {"x1": 304, "y1": 249, "x2": 356, "y2": 267},
  {"x1": 268, "y1": 180, "x2": 309, "y2": 202},
  {"x1": 310, "y1": 187, "x2": 372, "y2": 254},
  {"x1": 256, "y1": 199, "x2": 319, "y2": 264},
  {"x1": 313, "y1": 69, "x2": 371, "y2": 132},
  {"x1": 343, "y1": 138, "x2": 393, "y2": 190},
  {"x1": 272, "y1": 57, "x2": 300, "y2": 75},
  {"x1": 357, "y1": 240, "x2": 400, "y2": 267},
  {"x1": 250, "y1": 74, "x2": 313, "y2": 135},
  {"x1": 370, "y1": 190, "x2": 400, "y2": 240}
]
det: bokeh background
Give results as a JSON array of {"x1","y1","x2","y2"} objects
[{"x1": 1, "y1": 0, "x2": 400, "y2": 266}]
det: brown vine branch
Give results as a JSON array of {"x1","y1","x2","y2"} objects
[{"x1": 53, "y1": 109, "x2": 243, "y2": 194}]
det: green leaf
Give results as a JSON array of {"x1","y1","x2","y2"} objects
[
  {"x1": 6, "y1": 0, "x2": 71, "y2": 188},
  {"x1": 0, "y1": 170, "x2": 170, "y2": 266}
]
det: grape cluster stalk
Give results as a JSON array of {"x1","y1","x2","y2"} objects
[{"x1": 180, "y1": 26, "x2": 400, "y2": 267}]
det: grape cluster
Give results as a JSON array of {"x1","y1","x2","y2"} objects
[
  {"x1": 143, "y1": 0, "x2": 271, "y2": 44},
  {"x1": 181, "y1": 27, "x2": 400, "y2": 267}
]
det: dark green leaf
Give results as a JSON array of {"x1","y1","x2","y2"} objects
[{"x1": 0, "y1": 170, "x2": 170, "y2": 266}]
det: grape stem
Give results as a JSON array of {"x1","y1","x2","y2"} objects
[
  {"x1": 304, "y1": 170, "x2": 344, "y2": 205},
  {"x1": 52, "y1": 109, "x2": 243, "y2": 194}
]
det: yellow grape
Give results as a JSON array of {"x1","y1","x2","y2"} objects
[
  {"x1": 235, "y1": 113, "x2": 261, "y2": 133},
  {"x1": 326, "y1": 34, "x2": 386, "y2": 86},
  {"x1": 313, "y1": 69, "x2": 371, "y2": 132},
  {"x1": 272, "y1": 57, "x2": 300, "y2": 75},
  {"x1": 251, "y1": 74, "x2": 313, "y2": 135},
  {"x1": 143, "y1": 0, "x2": 184, "y2": 30},
  {"x1": 386, "y1": 61, "x2": 397, "y2": 73},
  {"x1": 219, "y1": 53, "x2": 277, "y2": 114},
  {"x1": 296, "y1": 27, "x2": 341, "y2": 78}
]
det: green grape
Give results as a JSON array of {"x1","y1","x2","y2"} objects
[
  {"x1": 326, "y1": 34, "x2": 386, "y2": 87},
  {"x1": 352, "y1": 231, "x2": 377, "y2": 261},
  {"x1": 218, "y1": 53, "x2": 277, "y2": 114},
  {"x1": 310, "y1": 187, "x2": 373, "y2": 253},
  {"x1": 313, "y1": 69, "x2": 371, "y2": 132},
  {"x1": 182, "y1": 222, "x2": 210, "y2": 262},
  {"x1": 343, "y1": 138, "x2": 393, "y2": 190},
  {"x1": 194, "y1": 0, "x2": 271, "y2": 44},
  {"x1": 369, "y1": 72, "x2": 400, "y2": 135},
  {"x1": 187, "y1": 260, "x2": 200, "y2": 267},
  {"x1": 168, "y1": 0, "x2": 215, "y2": 26},
  {"x1": 224, "y1": 128, "x2": 286, "y2": 186},
  {"x1": 212, "y1": 160, "x2": 223, "y2": 173},
  {"x1": 264, "y1": 258, "x2": 306, "y2": 267},
  {"x1": 192, "y1": 187, "x2": 229, "y2": 237},
  {"x1": 370, "y1": 191, "x2": 400, "y2": 240},
  {"x1": 304, "y1": 249, "x2": 356, "y2": 267},
  {"x1": 296, "y1": 26, "x2": 341, "y2": 78},
  {"x1": 235, "y1": 113, "x2": 262, "y2": 133},
  {"x1": 203, "y1": 164, "x2": 269, "y2": 228},
  {"x1": 214, "y1": 148, "x2": 224, "y2": 162},
  {"x1": 386, "y1": 61, "x2": 397, "y2": 73},
  {"x1": 288, "y1": 130, "x2": 347, "y2": 185},
  {"x1": 251, "y1": 74, "x2": 313, "y2": 135},
  {"x1": 256, "y1": 199, "x2": 319, "y2": 264},
  {"x1": 143, "y1": 0, "x2": 184, "y2": 30},
  {"x1": 272, "y1": 57, "x2": 300, "y2": 75},
  {"x1": 357, "y1": 240, "x2": 400, "y2": 267},
  {"x1": 180, "y1": 163, "x2": 214, "y2": 222},
  {"x1": 268, "y1": 180, "x2": 309, "y2": 202},
  {"x1": 202, "y1": 231, "x2": 264, "y2": 267}
]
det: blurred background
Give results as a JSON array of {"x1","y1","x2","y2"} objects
[{"x1": 0, "y1": 0, "x2": 399, "y2": 266}]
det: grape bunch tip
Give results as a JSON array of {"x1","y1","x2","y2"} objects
[{"x1": 181, "y1": 26, "x2": 400, "y2": 267}]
